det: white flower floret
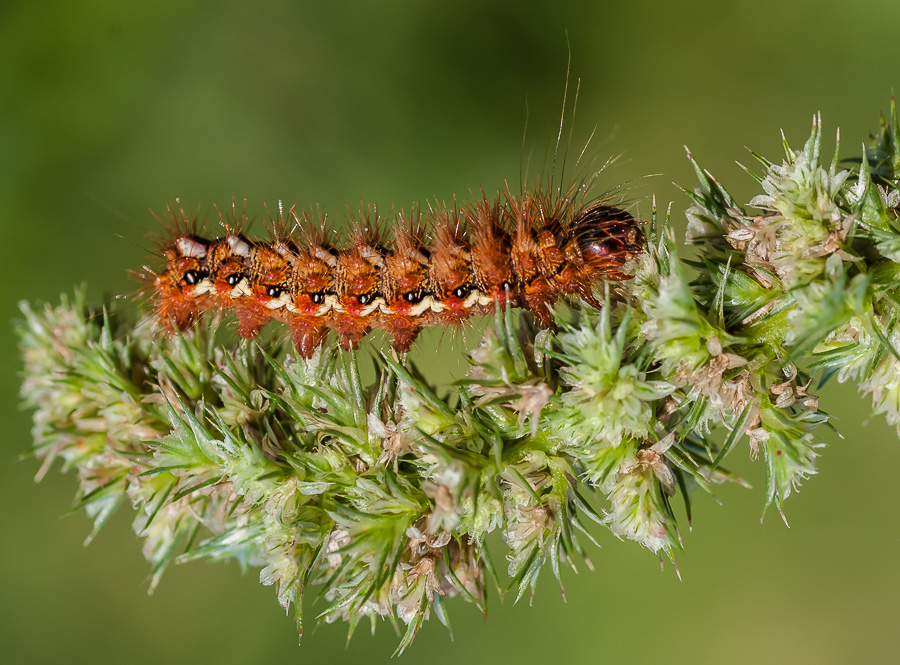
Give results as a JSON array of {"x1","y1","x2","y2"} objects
[
  {"x1": 749, "y1": 121, "x2": 853, "y2": 287},
  {"x1": 863, "y1": 350, "x2": 900, "y2": 431},
  {"x1": 641, "y1": 268, "x2": 717, "y2": 377},
  {"x1": 603, "y1": 442, "x2": 676, "y2": 555},
  {"x1": 557, "y1": 308, "x2": 674, "y2": 447}
]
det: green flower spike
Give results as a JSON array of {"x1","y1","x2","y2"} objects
[{"x1": 17, "y1": 101, "x2": 900, "y2": 651}]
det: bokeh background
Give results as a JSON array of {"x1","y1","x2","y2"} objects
[{"x1": 2, "y1": 1, "x2": 899, "y2": 663}]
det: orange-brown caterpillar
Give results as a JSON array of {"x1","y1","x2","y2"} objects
[{"x1": 145, "y1": 188, "x2": 644, "y2": 358}]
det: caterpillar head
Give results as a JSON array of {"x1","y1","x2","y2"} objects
[{"x1": 571, "y1": 204, "x2": 644, "y2": 277}]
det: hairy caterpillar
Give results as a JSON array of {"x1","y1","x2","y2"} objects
[{"x1": 144, "y1": 185, "x2": 644, "y2": 358}]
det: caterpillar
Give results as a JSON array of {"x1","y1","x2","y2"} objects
[{"x1": 145, "y1": 186, "x2": 644, "y2": 358}]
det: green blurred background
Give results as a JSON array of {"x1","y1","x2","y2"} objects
[{"x1": 2, "y1": 1, "x2": 899, "y2": 663}]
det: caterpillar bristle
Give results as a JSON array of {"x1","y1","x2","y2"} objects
[
  {"x1": 149, "y1": 202, "x2": 207, "y2": 251},
  {"x1": 467, "y1": 194, "x2": 514, "y2": 304},
  {"x1": 293, "y1": 206, "x2": 331, "y2": 248},
  {"x1": 141, "y1": 187, "x2": 645, "y2": 358},
  {"x1": 381, "y1": 208, "x2": 431, "y2": 352},
  {"x1": 345, "y1": 203, "x2": 389, "y2": 250},
  {"x1": 259, "y1": 201, "x2": 289, "y2": 239},
  {"x1": 213, "y1": 199, "x2": 252, "y2": 238}
]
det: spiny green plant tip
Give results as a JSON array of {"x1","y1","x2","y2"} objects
[{"x1": 16, "y1": 101, "x2": 900, "y2": 651}]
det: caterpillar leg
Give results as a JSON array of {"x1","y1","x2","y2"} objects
[
  {"x1": 289, "y1": 317, "x2": 328, "y2": 359},
  {"x1": 334, "y1": 315, "x2": 370, "y2": 351},
  {"x1": 522, "y1": 297, "x2": 556, "y2": 330},
  {"x1": 519, "y1": 276, "x2": 557, "y2": 329},
  {"x1": 234, "y1": 302, "x2": 271, "y2": 339},
  {"x1": 387, "y1": 321, "x2": 421, "y2": 353}
]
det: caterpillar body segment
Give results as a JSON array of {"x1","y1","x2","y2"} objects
[{"x1": 148, "y1": 191, "x2": 645, "y2": 357}]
